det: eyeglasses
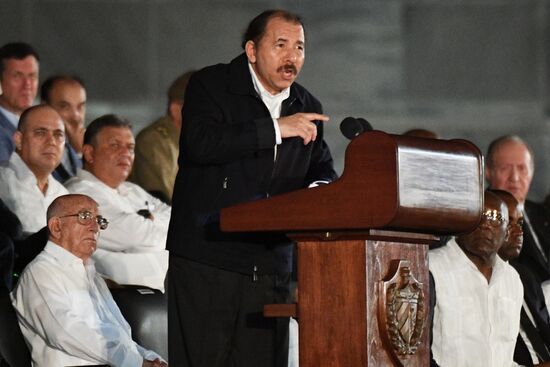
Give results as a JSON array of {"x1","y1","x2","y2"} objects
[
  {"x1": 59, "y1": 210, "x2": 109, "y2": 230},
  {"x1": 481, "y1": 209, "x2": 507, "y2": 226}
]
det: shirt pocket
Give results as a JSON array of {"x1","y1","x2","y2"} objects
[
  {"x1": 439, "y1": 295, "x2": 482, "y2": 339},
  {"x1": 493, "y1": 297, "x2": 519, "y2": 342}
]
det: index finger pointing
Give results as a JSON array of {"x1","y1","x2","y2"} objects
[{"x1": 302, "y1": 113, "x2": 329, "y2": 122}]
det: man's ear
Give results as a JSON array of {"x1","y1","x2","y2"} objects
[
  {"x1": 13, "y1": 131, "x2": 22, "y2": 151},
  {"x1": 245, "y1": 40, "x2": 257, "y2": 64},
  {"x1": 47, "y1": 217, "x2": 62, "y2": 241},
  {"x1": 82, "y1": 144, "x2": 94, "y2": 165},
  {"x1": 169, "y1": 101, "x2": 183, "y2": 121}
]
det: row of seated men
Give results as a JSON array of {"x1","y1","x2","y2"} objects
[
  {"x1": 0, "y1": 42, "x2": 192, "y2": 366},
  {"x1": 0, "y1": 42, "x2": 195, "y2": 292},
  {"x1": 0, "y1": 42, "x2": 192, "y2": 205}
]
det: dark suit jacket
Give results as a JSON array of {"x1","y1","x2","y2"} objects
[
  {"x1": 166, "y1": 53, "x2": 337, "y2": 275},
  {"x1": 511, "y1": 261, "x2": 550, "y2": 365},
  {"x1": 53, "y1": 142, "x2": 82, "y2": 183},
  {"x1": 0, "y1": 199, "x2": 21, "y2": 292},
  {"x1": 519, "y1": 200, "x2": 550, "y2": 282},
  {"x1": 0, "y1": 109, "x2": 16, "y2": 163}
]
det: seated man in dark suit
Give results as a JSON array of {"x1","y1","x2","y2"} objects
[
  {"x1": 494, "y1": 189, "x2": 550, "y2": 366},
  {"x1": 41, "y1": 75, "x2": 87, "y2": 182}
]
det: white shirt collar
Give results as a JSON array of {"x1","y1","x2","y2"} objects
[
  {"x1": 44, "y1": 240, "x2": 90, "y2": 266},
  {"x1": 9, "y1": 152, "x2": 43, "y2": 185},
  {"x1": 449, "y1": 237, "x2": 507, "y2": 279},
  {"x1": 44, "y1": 240, "x2": 98, "y2": 279},
  {"x1": 248, "y1": 62, "x2": 290, "y2": 103},
  {"x1": 77, "y1": 168, "x2": 129, "y2": 196}
]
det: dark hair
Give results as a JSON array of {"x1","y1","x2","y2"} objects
[
  {"x1": 241, "y1": 9, "x2": 304, "y2": 49},
  {"x1": 83, "y1": 114, "x2": 132, "y2": 146},
  {"x1": 0, "y1": 42, "x2": 40, "y2": 75},
  {"x1": 40, "y1": 75, "x2": 86, "y2": 103},
  {"x1": 486, "y1": 135, "x2": 534, "y2": 171}
]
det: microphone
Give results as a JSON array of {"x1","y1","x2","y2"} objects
[
  {"x1": 339, "y1": 117, "x2": 373, "y2": 139},
  {"x1": 356, "y1": 118, "x2": 372, "y2": 132}
]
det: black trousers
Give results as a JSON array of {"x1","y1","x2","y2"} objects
[{"x1": 168, "y1": 255, "x2": 291, "y2": 367}]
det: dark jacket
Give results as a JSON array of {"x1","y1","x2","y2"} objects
[
  {"x1": 53, "y1": 142, "x2": 82, "y2": 183},
  {"x1": 0, "y1": 109, "x2": 16, "y2": 163},
  {"x1": 166, "y1": 53, "x2": 337, "y2": 276},
  {"x1": 519, "y1": 200, "x2": 550, "y2": 282},
  {"x1": 511, "y1": 261, "x2": 550, "y2": 365}
]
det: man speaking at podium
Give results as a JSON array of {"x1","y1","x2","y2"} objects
[{"x1": 166, "y1": 9, "x2": 337, "y2": 367}]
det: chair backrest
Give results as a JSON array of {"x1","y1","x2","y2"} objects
[
  {"x1": 109, "y1": 287, "x2": 168, "y2": 360},
  {"x1": 0, "y1": 233, "x2": 14, "y2": 294}
]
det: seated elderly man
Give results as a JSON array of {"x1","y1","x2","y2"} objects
[
  {"x1": 11, "y1": 194, "x2": 167, "y2": 367},
  {"x1": 65, "y1": 114, "x2": 169, "y2": 291},
  {"x1": 429, "y1": 190, "x2": 523, "y2": 367},
  {"x1": 0, "y1": 105, "x2": 69, "y2": 233}
]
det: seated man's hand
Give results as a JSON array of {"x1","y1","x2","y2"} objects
[
  {"x1": 143, "y1": 358, "x2": 167, "y2": 367},
  {"x1": 277, "y1": 113, "x2": 329, "y2": 145}
]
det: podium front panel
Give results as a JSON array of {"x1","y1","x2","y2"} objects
[{"x1": 297, "y1": 237, "x2": 429, "y2": 367}]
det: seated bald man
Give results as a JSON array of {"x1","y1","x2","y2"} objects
[
  {"x1": 430, "y1": 190, "x2": 523, "y2": 367},
  {"x1": 0, "y1": 104, "x2": 69, "y2": 233},
  {"x1": 11, "y1": 194, "x2": 167, "y2": 367}
]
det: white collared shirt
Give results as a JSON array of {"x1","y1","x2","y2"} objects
[
  {"x1": 0, "y1": 152, "x2": 69, "y2": 233},
  {"x1": 429, "y1": 238, "x2": 523, "y2": 367},
  {"x1": 65, "y1": 169, "x2": 170, "y2": 291},
  {"x1": 11, "y1": 241, "x2": 164, "y2": 367},
  {"x1": 248, "y1": 62, "x2": 290, "y2": 146}
]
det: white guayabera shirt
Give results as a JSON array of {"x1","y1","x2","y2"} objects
[
  {"x1": 429, "y1": 238, "x2": 523, "y2": 367},
  {"x1": 11, "y1": 242, "x2": 165, "y2": 367},
  {"x1": 65, "y1": 169, "x2": 170, "y2": 292},
  {"x1": 0, "y1": 153, "x2": 69, "y2": 233}
]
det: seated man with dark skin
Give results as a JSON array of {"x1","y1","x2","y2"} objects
[
  {"x1": 494, "y1": 189, "x2": 550, "y2": 366},
  {"x1": 430, "y1": 190, "x2": 523, "y2": 367},
  {"x1": 11, "y1": 194, "x2": 167, "y2": 367}
]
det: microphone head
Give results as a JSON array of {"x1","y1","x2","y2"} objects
[
  {"x1": 356, "y1": 118, "x2": 373, "y2": 132},
  {"x1": 340, "y1": 117, "x2": 363, "y2": 140}
]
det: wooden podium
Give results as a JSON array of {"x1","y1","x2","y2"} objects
[{"x1": 221, "y1": 131, "x2": 483, "y2": 366}]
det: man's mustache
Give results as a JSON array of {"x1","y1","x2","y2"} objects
[{"x1": 277, "y1": 64, "x2": 297, "y2": 75}]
